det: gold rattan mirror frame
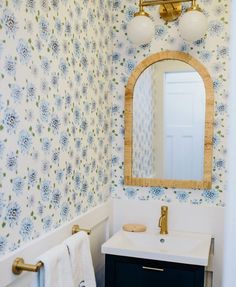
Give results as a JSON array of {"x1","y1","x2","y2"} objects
[{"x1": 124, "y1": 51, "x2": 214, "y2": 189}]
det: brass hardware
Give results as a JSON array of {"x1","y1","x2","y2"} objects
[
  {"x1": 72, "y1": 224, "x2": 91, "y2": 235},
  {"x1": 135, "y1": 0, "x2": 203, "y2": 22},
  {"x1": 142, "y1": 266, "x2": 165, "y2": 272},
  {"x1": 158, "y1": 206, "x2": 168, "y2": 235},
  {"x1": 12, "y1": 258, "x2": 43, "y2": 275},
  {"x1": 12, "y1": 224, "x2": 91, "y2": 275},
  {"x1": 159, "y1": 2, "x2": 182, "y2": 22}
]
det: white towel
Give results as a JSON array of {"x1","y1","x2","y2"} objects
[
  {"x1": 64, "y1": 231, "x2": 96, "y2": 287},
  {"x1": 31, "y1": 244, "x2": 75, "y2": 287}
]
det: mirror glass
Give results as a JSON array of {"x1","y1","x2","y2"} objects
[{"x1": 132, "y1": 59, "x2": 205, "y2": 181}]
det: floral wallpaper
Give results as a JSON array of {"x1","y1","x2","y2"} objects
[
  {"x1": 111, "y1": 0, "x2": 230, "y2": 206},
  {"x1": 133, "y1": 67, "x2": 155, "y2": 178},
  {"x1": 0, "y1": 0, "x2": 112, "y2": 257}
]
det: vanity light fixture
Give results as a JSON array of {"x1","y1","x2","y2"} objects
[{"x1": 127, "y1": 0, "x2": 207, "y2": 45}]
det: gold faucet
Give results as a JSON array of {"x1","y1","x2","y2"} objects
[{"x1": 158, "y1": 206, "x2": 168, "y2": 235}]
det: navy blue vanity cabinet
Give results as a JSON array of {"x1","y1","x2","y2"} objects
[{"x1": 105, "y1": 255, "x2": 205, "y2": 287}]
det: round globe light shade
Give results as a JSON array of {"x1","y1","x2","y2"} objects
[
  {"x1": 127, "y1": 15, "x2": 155, "y2": 46},
  {"x1": 179, "y1": 10, "x2": 207, "y2": 42}
]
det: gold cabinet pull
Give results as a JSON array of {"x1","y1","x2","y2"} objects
[{"x1": 142, "y1": 266, "x2": 164, "y2": 272}]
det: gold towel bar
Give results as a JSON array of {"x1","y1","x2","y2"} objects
[
  {"x1": 12, "y1": 258, "x2": 43, "y2": 275},
  {"x1": 12, "y1": 224, "x2": 91, "y2": 275}
]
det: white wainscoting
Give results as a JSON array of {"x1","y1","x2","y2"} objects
[
  {"x1": 1, "y1": 200, "x2": 112, "y2": 287},
  {"x1": 112, "y1": 199, "x2": 224, "y2": 287}
]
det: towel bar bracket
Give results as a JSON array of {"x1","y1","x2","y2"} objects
[
  {"x1": 72, "y1": 224, "x2": 91, "y2": 235},
  {"x1": 12, "y1": 258, "x2": 43, "y2": 275}
]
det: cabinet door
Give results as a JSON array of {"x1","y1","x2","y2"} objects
[{"x1": 105, "y1": 255, "x2": 204, "y2": 287}]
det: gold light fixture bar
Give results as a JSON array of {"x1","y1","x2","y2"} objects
[
  {"x1": 136, "y1": 0, "x2": 195, "y2": 22},
  {"x1": 141, "y1": 0, "x2": 192, "y2": 7}
]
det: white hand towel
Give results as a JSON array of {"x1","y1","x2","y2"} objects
[
  {"x1": 64, "y1": 231, "x2": 96, "y2": 287},
  {"x1": 31, "y1": 244, "x2": 75, "y2": 287}
]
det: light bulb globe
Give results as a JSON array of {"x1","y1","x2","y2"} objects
[
  {"x1": 127, "y1": 15, "x2": 155, "y2": 46},
  {"x1": 179, "y1": 10, "x2": 208, "y2": 42}
]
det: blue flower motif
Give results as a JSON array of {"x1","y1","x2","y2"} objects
[
  {"x1": 39, "y1": 100, "x2": 50, "y2": 122},
  {"x1": 74, "y1": 40, "x2": 81, "y2": 57},
  {"x1": 4, "y1": 56, "x2": 16, "y2": 76},
  {"x1": 42, "y1": 137, "x2": 51, "y2": 153},
  {"x1": 87, "y1": 192, "x2": 94, "y2": 205},
  {"x1": 18, "y1": 130, "x2": 32, "y2": 154},
  {"x1": 125, "y1": 187, "x2": 137, "y2": 199},
  {"x1": 41, "y1": 160, "x2": 49, "y2": 173},
  {"x1": 26, "y1": 0, "x2": 36, "y2": 11},
  {"x1": 202, "y1": 189, "x2": 218, "y2": 203},
  {"x1": 55, "y1": 18, "x2": 62, "y2": 33},
  {"x1": 51, "y1": 0, "x2": 59, "y2": 10},
  {"x1": 208, "y1": 20, "x2": 224, "y2": 36},
  {"x1": 2, "y1": 9, "x2": 19, "y2": 37},
  {"x1": 155, "y1": 25, "x2": 167, "y2": 39},
  {"x1": 74, "y1": 173, "x2": 81, "y2": 190},
  {"x1": 81, "y1": 181, "x2": 88, "y2": 194},
  {"x1": 41, "y1": 57, "x2": 50, "y2": 73},
  {"x1": 10, "y1": 84, "x2": 23, "y2": 103},
  {"x1": 51, "y1": 73, "x2": 59, "y2": 88},
  {"x1": 199, "y1": 50, "x2": 212, "y2": 62},
  {"x1": 59, "y1": 58, "x2": 68, "y2": 76},
  {"x1": 215, "y1": 159, "x2": 225, "y2": 170},
  {"x1": 16, "y1": 39, "x2": 31, "y2": 64},
  {"x1": 39, "y1": 17, "x2": 50, "y2": 40},
  {"x1": 20, "y1": 217, "x2": 33, "y2": 240},
  {"x1": 51, "y1": 189, "x2": 61, "y2": 207},
  {"x1": 59, "y1": 132, "x2": 69, "y2": 149},
  {"x1": 65, "y1": 21, "x2": 72, "y2": 35},
  {"x1": 125, "y1": 6, "x2": 136, "y2": 21},
  {"x1": 175, "y1": 191, "x2": 189, "y2": 203},
  {"x1": 75, "y1": 203, "x2": 81, "y2": 215},
  {"x1": 41, "y1": 180, "x2": 51, "y2": 201},
  {"x1": 149, "y1": 187, "x2": 165, "y2": 199},
  {"x1": 12, "y1": 177, "x2": 24, "y2": 195},
  {"x1": 50, "y1": 115, "x2": 61, "y2": 133},
  {"x1": 60, "y1": 202, "x2": 70, "y2": 220},
  {"x1": 5, "y1": 202, "x2": 21, "y2": 227},
  {"x1": 43, "y1": 216, "x2": 52, "y2": 231},
  {"x1": 217, "y1": 46, "x2": 229, "y2": 58},
  {"x1": 3, "y1": 108, "x2": 19, "y2": 133},
  {"x1": 55, "y1": 95, "x2": 62, "y2": 110},
  {"x1": 0, "y1": 236, "x2": 7, "y2": 255},
  {"x1": 28, "y1": 169, "x2": 37, "y2": 186},
  {"x1": 26, "y1": 82, "x2": 36, "y2": 101},
  {"x1": 6, "y1": 152, "x2": 18, "y2": 171},
  {"x1": 49, "y1": 37, "x2": 60, "y2": 56},
  {"x1": 56, "y1": 170, "x2": 64, "y2": 183},
  {"x1": 125, "y1": 60, "x2": 135, "y2": 74},
  {"x1": 217, "y1": 103, "x2": 226, "y2": 114},
  {"x1": 52, "y1": 150, "x2": 60, "y2": 164},
  {"x1": 0, "y1": 141, "x2": 5, "y2": 158}
]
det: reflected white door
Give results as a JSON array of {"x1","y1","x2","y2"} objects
[{"x1": 164, "y1": 71, "x2": 205, "y2": 180}]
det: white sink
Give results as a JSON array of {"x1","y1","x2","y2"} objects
[{"x1": 102, "y1": 230, "x2": 211, "y2": 266}]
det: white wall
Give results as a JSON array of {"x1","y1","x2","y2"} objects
[{"x1": 112, "y1": 199, "x2": 224, "y2": 287}]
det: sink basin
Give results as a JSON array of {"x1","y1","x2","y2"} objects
[{"x1": 102, "y1": 230, "x2": 211, "y2": 266}]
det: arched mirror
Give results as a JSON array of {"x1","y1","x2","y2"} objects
[{"x1": 124, "y1": 51, "x2": 214, "y2": 189}]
